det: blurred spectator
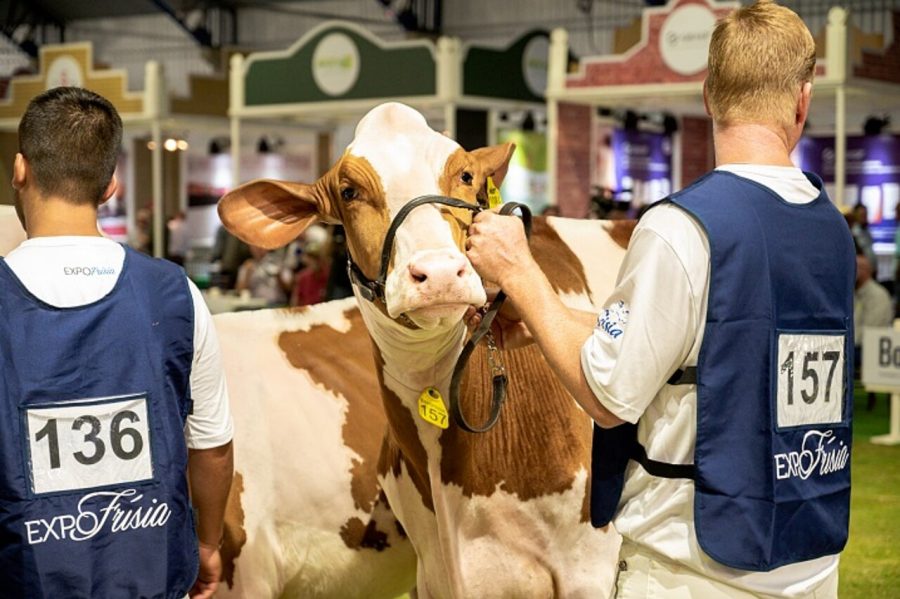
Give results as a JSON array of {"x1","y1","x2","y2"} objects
[
  {"x1": 855, "y1": 245, "x2": 893, "y2": 410},
  {"x1": 235, "y1": 246, "x2": 292, "y2": 306},
  {"x1": 325, "y1": 225, "x2": 354, "y2": 301},
  {"x1": 291, "y1": 238, "x2": 330, "y2": 306},
  {"x1": 134, "y1": 205, "x2": 153, "y2": 254},
  {"x1": 855, "y1": 250, "x2": 892, "y2": 345},
  {"x1": 166, "y1": 211, "x2": 189, "y2": 266},
  {"x1": 211, "y1": 225, "x2": 252, "y2": 289},
  {"x1": 851, "y1": 204, "x2": 877, "y2": 273}
]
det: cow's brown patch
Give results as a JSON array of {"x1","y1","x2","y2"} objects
[
  {"x1": 439, "y1": 343, "x2": 593, "y2": 501},
  {"x1": 221, "y1": 471, "x2": 247, "y2": 588},
  {"x1": 340, "y1": 517, "x2": 390, "y2": 551},
  {"x1": 606, "y1": 220, "x2": 636, "y2": 250},
  {"x1": 374, "y1": 350, "x2": 435, "y2": 513},
  {"x1": 277, "y1": 308, "x2": 386, "y2": 514},
  {"x1": 529, "y1": 216, "x2": 592, "y2": 299},
  {"x1": 318, "y1": 154, "x2": 391, "y2": 283}
]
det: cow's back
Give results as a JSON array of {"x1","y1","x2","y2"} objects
[{"x1": 213, "y1": 298, "x2": 415, "y2": 598}]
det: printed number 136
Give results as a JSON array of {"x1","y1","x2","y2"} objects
[{"x1": 780, "y1": 350, "x2": 841, "y2": 405}]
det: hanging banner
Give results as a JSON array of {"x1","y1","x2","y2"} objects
[
  {"x1": 612, "y1": 129, "x2": 673, "y2": 207},
  {"x1": 796, "y1": 134, "x2": 900, "y2": 250},
  {"x1": 592, "y1": 125, "x2": 673, "y2": 212}
]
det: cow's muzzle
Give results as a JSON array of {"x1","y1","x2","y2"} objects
[{"x1": 347, "y1": 195, "x2": 531, "y2": 305}]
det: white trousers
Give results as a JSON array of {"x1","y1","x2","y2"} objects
[{"x1": 613, "y1": 541, "x2": 839, "y2": 599}]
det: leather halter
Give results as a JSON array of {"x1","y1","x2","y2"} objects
[{"x1": 346, "y1": 194, "x2": 532, "y2": 433}]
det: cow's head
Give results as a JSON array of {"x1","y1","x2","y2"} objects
[{"x1": 219, "y1": 103, "x2": 513, "y2": 329}]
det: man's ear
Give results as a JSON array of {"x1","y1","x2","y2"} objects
[
  {"x1": 702, "y1": 80, "x2": 712, "y2": 117},
  {"x1": 218, "y1": 179, "x2": 321, "y2": 249},
  {"x1": 470, "y1": 142, "x2": 515, "y2": 187},
  {"x1": 99, "y1": 174, "x2": 118, "y2": 206},
  {"x1": 796, "y1": 81, "x2": 812, "y2": 127},
  {"x1": 12, "y1": 153, "x2": 26, "y2": 190}
]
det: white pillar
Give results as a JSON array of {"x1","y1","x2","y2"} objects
[
  {"x1": 229, "y1": 53, "x2": 245, "y2": 188},
  {"x1": 827, "y1": 7, "x2": 849, "y2": 207},
  {"x1": 145, "y1": 61, "x2": 165, "y2": 258}
]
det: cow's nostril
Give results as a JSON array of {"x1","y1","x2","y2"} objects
[
  {"x1": 409, "y1": 263, "x2": 428, "y2": 284},
  {"x1": 457, "y1": 266, "x2": 466, "y2": 278}
]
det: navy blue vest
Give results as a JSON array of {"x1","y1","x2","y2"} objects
[
  {"x1": 591, "y1": 171, "x2": 855, "y2": 572},
  {"x1": 0, "y1": 247, "x2": 198, "y2": 598}
]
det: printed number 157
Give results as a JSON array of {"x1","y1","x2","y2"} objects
[{"x1": 779, "y1": 350, "x2": 841, "y2": 405}]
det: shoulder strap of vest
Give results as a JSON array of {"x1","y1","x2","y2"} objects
[
  {"x1": 667, "y1": 366, "x2": 697, "y2": 385},
  {"x1": 629, "y1": 440, "x2": 696, "y2": 479}
]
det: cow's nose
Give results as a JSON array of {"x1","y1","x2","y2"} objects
[{"x1": 408, "y1": 253, "x2": 469, "y2": 288}]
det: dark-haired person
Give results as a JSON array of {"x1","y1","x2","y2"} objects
[
  {"x1": 1, "y1": 86, "x2": 233, "y2": 599},
  {"x1": 466, "y1": 1, "x2": 852, "y2": 597}
]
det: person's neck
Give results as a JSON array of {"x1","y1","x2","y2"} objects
[
  {"x1": 713, "y1": 121, "x2": 796, "y2": 168},
  {"x1": 24, "y1": 194, "x2": 102, "y2": 238}
]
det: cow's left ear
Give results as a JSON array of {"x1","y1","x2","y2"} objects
[
  {"x1": 218, "y1": 179, "x2": 320, "y2": 250},
  {"x1": 470, "y1": 142, "x2": 515, "y2": 187}
]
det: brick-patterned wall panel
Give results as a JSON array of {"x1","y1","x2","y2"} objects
[
  {"x1": 556, "y1": 102, "x2": 592, "y2": 217},
  {"x1": 566, "y1": 0, "x2": 735, "y2": 89},
  {"x1": 681, "y1": 116, "x2": 713, "y2": 187},
  {"x1": 854, "y1": 11, "x2": 900, "y2": 83}
]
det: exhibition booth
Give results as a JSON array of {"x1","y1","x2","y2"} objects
[
  {"x1": 545, "y1": 0, "x2": 900, "y2": 241},
  {"x1": 229, "y1": 21, "x2": 551, "y2": 211}
]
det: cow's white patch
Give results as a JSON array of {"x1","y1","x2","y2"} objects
[{"x1": 597, "y1": 300, "x2": 629, "y2": 340}]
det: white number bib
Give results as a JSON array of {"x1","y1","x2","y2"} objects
[
  {"x1": 776, "y1": 333, "x2": 845, "y2": 428},
  {"x1": 25, "y1": 394, "x2": 154, "y2": 495}
]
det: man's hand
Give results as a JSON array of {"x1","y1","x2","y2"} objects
[
  {"x1": 466, "y1": 210, "x2": 539, "y2": 290},
  {"x1": 190, "y1": 543, "x2": 222, "y2": 599},
  {"x1": 188, "y1": 442, "x2": 233, "y2": 599},
  {"x1": 465, "y1": 289, "x2": 534, "y2": 351}
]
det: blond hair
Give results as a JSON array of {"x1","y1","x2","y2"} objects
[{"x1": 706, "y1": 0, "x2": 816, "y2": 131}]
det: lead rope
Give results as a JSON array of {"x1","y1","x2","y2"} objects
[{"x1": 448, "y1": 201, "x2": 532, "y2": 433}]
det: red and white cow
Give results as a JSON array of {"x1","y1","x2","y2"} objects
[{"x1": 219, "y1": 103, "x2": 631, "y2": 598}]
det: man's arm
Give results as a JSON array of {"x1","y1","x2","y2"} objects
[
  {"x1": 185, "y1": 280, "x2": 235, "y2": 598},
  {"x1": 467, "y1": 212, "x2": 624, "y2": 428},
  {"x1": 188, "y1": 442, "x2": 233, "y2": 599}
]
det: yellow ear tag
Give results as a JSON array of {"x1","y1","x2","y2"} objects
[
  {"x1": 486, "y1": 176, "x2": 503, "y2": 209},
  {"x1": 417, "y1": 387, "x2": 449, "y2": 429}
]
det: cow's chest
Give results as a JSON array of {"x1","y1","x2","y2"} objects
[{"x1": 380, "y1": 463, "x2": 620, "y2": 598}]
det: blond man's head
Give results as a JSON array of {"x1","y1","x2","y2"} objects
[{"x1": 705, "y1": 0, "x2": 815, "y2": 132}]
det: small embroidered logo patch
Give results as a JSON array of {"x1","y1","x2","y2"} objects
[
  {"x1": 63, "y1": 266, "x2": 116, "y2": 276},
  {"x1": 597, "y1": 300, "x2": 629, "y2": 339}
]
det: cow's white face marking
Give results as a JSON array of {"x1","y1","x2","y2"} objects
[{"x1": 347, "y1": 103, "x2": 486, "y2": 329}]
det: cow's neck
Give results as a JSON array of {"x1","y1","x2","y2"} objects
[{"x1": 357, "y1": 299, "x2": 465, "y2": 400}]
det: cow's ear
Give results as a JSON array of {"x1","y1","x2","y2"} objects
[
  {"x1": 218, "y1": 179, "x2": 319, "y2": 250},
  {"x1": 471, "y1": 142, "x2": 515, "y2": 187}
]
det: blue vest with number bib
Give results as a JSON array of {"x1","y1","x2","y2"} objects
[
  {"x1": 0, "y1": 246, "x2": 198, "y2": 598},
  {"x1": 590, "y1": 170, "x2": 854, "y2": 572}
]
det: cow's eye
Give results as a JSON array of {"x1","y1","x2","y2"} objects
[
  {"x1": 341, "y1": 186, "x2": 358, "y2": 201},
  {"x1": 460, "y1": 171, "x2": 474, "y2": 185}
]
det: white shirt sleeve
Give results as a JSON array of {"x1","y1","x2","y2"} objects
[
  {"x1": 580, "y1": 209, "x2": 705, "y2": 424},
  {"x1": 184, "y1": 279, "x2": 234, "y2": 449}
]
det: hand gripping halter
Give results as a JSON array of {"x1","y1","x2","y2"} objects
[{"x1": 346, "y1": 195, "x2": 532, "y2": 433}]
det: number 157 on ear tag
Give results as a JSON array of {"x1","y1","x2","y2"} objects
[{"x1": 418, "y1": 387, "x2": 449, "y2": 429}]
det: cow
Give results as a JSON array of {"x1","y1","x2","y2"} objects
[{"x1": 218, "y1": 102, "x2": 630, "y2": 597}]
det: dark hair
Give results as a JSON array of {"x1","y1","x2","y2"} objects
[{"x1": 18, "y1": 86, "x2": 122, "y2": 205}]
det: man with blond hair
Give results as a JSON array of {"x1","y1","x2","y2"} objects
[{"x1": 466, "y1": 1, "x2": 853, "y2": 596}]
